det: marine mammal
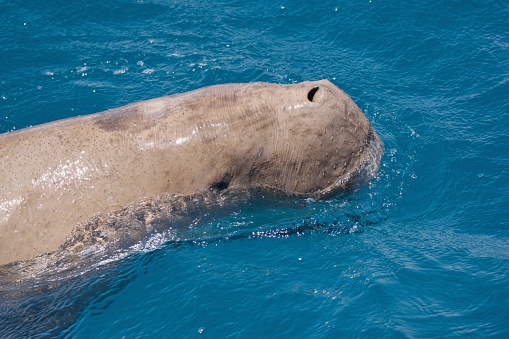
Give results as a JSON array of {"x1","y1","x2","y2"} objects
[{"x1": 0, "y1": 80, "x2": 382, "y2": 264}]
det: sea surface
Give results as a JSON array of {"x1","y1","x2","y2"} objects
[{"x1": 1, "y1": 0, "x2": 508, "y2": 337}]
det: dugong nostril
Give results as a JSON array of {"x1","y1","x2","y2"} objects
[{"x1": 307, "y1": 87, "x2": 319, "y2": 102}]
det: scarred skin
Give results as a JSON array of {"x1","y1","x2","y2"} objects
[{"x1": 0, "y1": 80, "x2": 382, "y2": 264}]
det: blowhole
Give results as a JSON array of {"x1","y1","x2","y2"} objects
[{"x1": 307, "y1": 87, "x2": 319, "y2": 102}]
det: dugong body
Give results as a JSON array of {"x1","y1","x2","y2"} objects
[{"x1": 0, "y1": 80, "x2": 382, "y2": 264}]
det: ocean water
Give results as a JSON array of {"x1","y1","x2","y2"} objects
[{"x1": 1, "y1": 0, "x2": 508, "y2": 337}]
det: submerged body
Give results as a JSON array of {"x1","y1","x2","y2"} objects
[{"x1": 0, "y1": 80, "x2": 382, "y2": 264}]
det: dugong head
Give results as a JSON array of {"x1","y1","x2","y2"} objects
[
  {"x1": 205, "y1": 80, "x2": 383, "y2": 199},
  {"x1": 264, "y1": 80, "x2": 383, "y2": 199}
]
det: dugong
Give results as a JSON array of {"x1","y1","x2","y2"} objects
[{"x1": 0, "y1": 80, "x2": 383, "y2": 265}]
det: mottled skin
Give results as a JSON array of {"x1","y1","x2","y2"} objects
[{"x1": 0, "y1": 80, "x2": 382, "y2": 264}]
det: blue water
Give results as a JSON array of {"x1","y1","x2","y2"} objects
[{"x1": 1, "y1": 0, "x2": 508, "y2": 337}]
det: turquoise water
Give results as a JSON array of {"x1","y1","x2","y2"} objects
[{"x1": 1, "y1": 0, "x2": 508, "y2": 337}]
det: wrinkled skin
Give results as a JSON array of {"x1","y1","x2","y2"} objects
[{"x1": 0, "y1": 80, "x2": 382, "y2": 264}]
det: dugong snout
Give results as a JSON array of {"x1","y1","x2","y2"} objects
[
  {"x1": 281, "y1": 79, "x2": 383, "y2": 199},
  {"x1": 341, "y1": 126, "x2": 383, "y2": 193}
]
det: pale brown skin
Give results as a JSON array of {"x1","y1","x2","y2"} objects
[{"x1": 0, "y1": 80, "x2": 382, "y2": 264}]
